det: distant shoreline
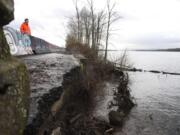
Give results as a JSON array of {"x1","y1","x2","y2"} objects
[{"x1": 99, "y1": 48, "x2": 180, "y2": 52}]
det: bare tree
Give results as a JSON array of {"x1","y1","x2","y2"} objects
[
  {"x1": 87, "y1": 0, "x2": 96, "y2": 50},
  {"x1": 73, "y1": 0, "x2": 81, "y2": 42},
  {"x1": 80, "y1": 7, "x2": 91, "y2": 46},
  {"x1": 67, "y1": 0, "x2": 120, "y2": 58},
  {"x1": 95, "y1": 11, "x2": 106, "y2": 51},
  {"x1": 104, "y1": 0, "x2": 120, "y2": 60},
  {"x1": 67, "y1": 17, "x2": 77, "y2": 37}
]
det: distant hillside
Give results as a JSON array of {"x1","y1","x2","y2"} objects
[
  {"x1": 134, "y1": 48, "x2": 180, "y2": 52},
  {"x1": 99, "y1": 48, "x2": 180, "y2": 52}
]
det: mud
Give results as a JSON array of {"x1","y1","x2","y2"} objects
[{"x1": 21, "y1": 53, "x2": 80, "y2": 134}]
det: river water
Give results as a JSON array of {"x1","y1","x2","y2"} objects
[{"x1": 108, "y1": 51, "x2": 180, "y2": 135}]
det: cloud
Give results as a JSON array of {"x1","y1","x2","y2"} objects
[
  {"x1": 8, "y1": 0, "x2": 180, "y2": 49},
  {"x1": 127, "y1": 33, "x2": 180, "y2": 48}
]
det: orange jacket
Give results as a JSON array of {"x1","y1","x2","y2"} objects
[{"x1": 20, "y1": 22, "x2": 31, "y2": 35}]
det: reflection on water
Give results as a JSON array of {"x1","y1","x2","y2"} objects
[{"x1": 108, "y1": 51, "x2": 180, "y2": 135}]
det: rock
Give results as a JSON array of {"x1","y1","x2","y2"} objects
[
  {"x1": 0, "y1": 0, "x2": 14, "y2": 59},
  {"x1": 0, "y1": 58, "x2": 30, "y2": 135},
  {"x1": 51, "y1": 127, "x2": 61, "y2": 135},
  {"x1": 0, "y1": 1, "x2": 30, "y2": 134},
  {"x1": 51, "y1": 93, "x2": 64, "y2": 116},
  {"x1": 0, "y1": 27, "x2": 11, "y2": 59},
  {"x1": 0, "y1": 0, "x2": 14, "y2": 26},
  {"x1": 108, "y1": 111, "x2": 124, "y2": 126}
]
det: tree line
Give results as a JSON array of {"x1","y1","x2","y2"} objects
[{"x1": 66, "y1": 0, "x2": 120, "y2": 60}]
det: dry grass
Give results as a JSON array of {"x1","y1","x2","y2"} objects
[
  {"x1": 66, "y1": 41, "x2": 119, "y2": 108},
  {"x1": 66, "y1": 40, "x2": 134, "y2": 109},
  {"x1": 66, "y1": 41, "x2": 98, "y2": 59},
  {"x1": 37, "y1": 41, "x2": 134, "y2": 135}
]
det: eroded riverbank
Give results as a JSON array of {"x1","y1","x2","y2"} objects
[
  {"x1": 21, "y1": 53, "x2": 80, "y2": 134},
  {"x1": 21, "y1": 52, "x2": 134, "y2": 135}
]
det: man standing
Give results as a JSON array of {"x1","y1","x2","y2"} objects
[
  {"x1": 20, "y1": 18, "x2": 31, "y2": 35},
  {"x1": 20, "y1": 18, "x2": 32, "y2": 54}
]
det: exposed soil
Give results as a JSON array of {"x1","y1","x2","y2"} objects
[{"x1": 22, "y1": 53, "x2": 134, "y2": 135}]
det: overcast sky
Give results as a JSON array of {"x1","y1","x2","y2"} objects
[{"x1": 9, "y1": 0, "x2": 180, "y2": 49}]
